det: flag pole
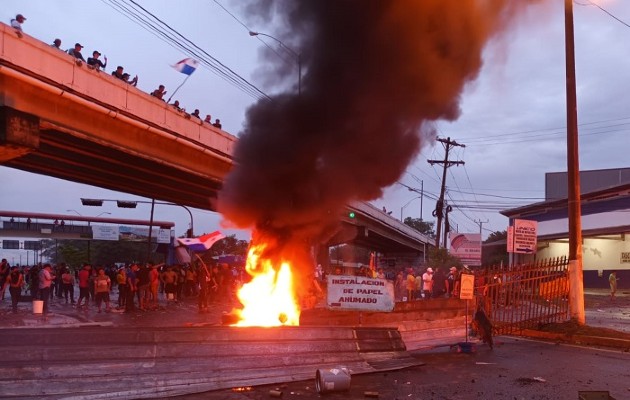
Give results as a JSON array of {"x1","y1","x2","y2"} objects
[{"x1": 167, "y1": 74, "x2": 191, "y2": 103}]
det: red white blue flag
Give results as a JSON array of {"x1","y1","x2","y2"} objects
[
  {"x1": 172, "y1": 58, "x2": 199, "y2": 76},
  {"x1": 177, "y1": 231, "x2": 224, "y2": 252}
]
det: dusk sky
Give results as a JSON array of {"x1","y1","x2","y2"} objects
[{"x1": 2, "y1": 1, "x2": 630, "y2": 260}]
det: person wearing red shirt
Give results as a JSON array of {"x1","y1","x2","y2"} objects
[{"x1": 76, "y1": 264, "x2": 92, "y2": 309}]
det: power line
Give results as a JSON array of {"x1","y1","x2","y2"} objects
[
  {"x1": 463, "y1": 116, "x2": 630, "y2": 142},
  {"x1": 581, "y1": 0, "x2": 630, "y2": 29},
  {"x1": 101, "y1": 0, "x2": 270, "y2": 101},
  {"x1": 212, "y1": 0, "x2": 292, "y2": 65}
]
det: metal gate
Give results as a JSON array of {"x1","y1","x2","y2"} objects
[{"x1": 475, "y1": 256, "x2": 570, "y2": 335}]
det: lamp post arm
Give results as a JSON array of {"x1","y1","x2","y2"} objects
[{"x1": 250, "y1": 31, "x2": 301, "y2": 95}]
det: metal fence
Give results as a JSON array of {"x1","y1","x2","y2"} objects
[{"x1": 475, "y1": 256, "x2": 571, "y2": 335}]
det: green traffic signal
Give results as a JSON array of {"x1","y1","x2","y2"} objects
[{"x1": 348, "y1": 211, "x2": 356, "y2": 218}]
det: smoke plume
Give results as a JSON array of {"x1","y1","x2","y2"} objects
[{"x1": 218, "y1": 0, "x2": 534, "y2": 247}]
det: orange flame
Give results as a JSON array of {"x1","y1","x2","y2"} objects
[{"x1": 231, "y1": 242, "x2": 301, "y2": 327}]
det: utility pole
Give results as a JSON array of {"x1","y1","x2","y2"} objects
[
  {"x1": 474, "y1": 219, "x2": 488, "y2": 266},
  {"x1": 428, "y1": 137, "x2": 465, "y2": 248},
  {"x1": 419, "y1": 180, "x2": 424, "y2": 221},
  {"x1": 564, "y1": 0, "x2": 585, "y2": 324}
]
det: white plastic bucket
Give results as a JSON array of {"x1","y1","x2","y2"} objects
[
  {"x1": 315, "y1": 367, "x2": 351, "y2": 393},
  {"x1": 32, "y1": 300, "x2": 44, "y2": 314}
]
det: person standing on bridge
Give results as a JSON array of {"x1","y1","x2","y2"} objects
[
  {"x1": 112, "y1": 66, "x2": 138, "y2": 86},
  {"x1": 67, "y1": 43, "x2": 86, "y2": 63},
  {"x1": 10, "y1": 14, "x2": 25, "y2": 38},
  {"x1": 122, "y1": 72, "x2": 138, "y2": 87},
  {"x1": 151, "y1": 85, "x2": 167, "y2": 100},
  {"x1": 51, "y1": 38, "x2": 62, "y2": 50},
  {"x1": 87, "y1": 50, "x2": 107, "y2": 71}
]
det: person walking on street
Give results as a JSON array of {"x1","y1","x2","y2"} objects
[
  {"x1": 38, "y1": 264, "x2": 55, "y2": 315},
  {"x1": 405, "y1": 268, "x2": 416, "y2": 302},
  {"x1": 61, "y1": 268, "x2": 75, "y2": 304},
  {"x1": 422, "y1": 268, "x2": 434, "y2": 300},
  {"x1": 76, "y1": 264, "x2": 92, "y2": 309},
  {"x1": 609, "y1": 270, "x2": 619, "y2": 301},
  {"x1": 125, "y1": 264, "x2": 139, "y2": 313},
  {"x1": 94, "y1": 268, "x2": 112, "y2": 313},
  {"x1": 116, "y1": 268, "x2": 127, "y2": 309},
  {"x1": 3, "y1": 267, "x2": 24, "y2": 313}
]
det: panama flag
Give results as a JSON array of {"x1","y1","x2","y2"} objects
[
  {"x1": 172, "y1": 58, "x2": 199, "y2": 76},
  {"x1": 177, "y1": 231, "x2": 224, "y2": 252}
]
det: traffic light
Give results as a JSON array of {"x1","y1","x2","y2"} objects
[
  {"x1": 348, "y1": 211, "x2": 356, "y2": 219},
  {"x1": 81, "y1": 198, "x2": 103, "y2": 206},
  {"x1": 116, "y1": 201, "x2": 138, "y2": 209}
]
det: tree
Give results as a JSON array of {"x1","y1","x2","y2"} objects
[
  {"x1": 329, "y1": 244, "x2": 371, "y2": 265},
  {"x1": 207, "y1": 235, "x2": 249, "y2": 257},
  {"x1": 482, "y1": 230, "x2": 508, "y2": 266},
  {"x1": 485, "y1": 230, "x2": 507, "y2": 243},
  {"x1": 40, "y1": 239, "x2": 161, "y2": 268},
  {"x1": 403, "y1": 217, "x2": 436, "y2": 238},
  {"x1": 426, "y1": 248, "x2": 462, "y2": 269}
]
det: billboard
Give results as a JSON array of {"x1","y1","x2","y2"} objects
[
  {"x1": 92, "y1": 225, "x2": 120, "y2": 241},
  {"x1": 2, "y1": 240, "x2": 19, "y2": 250},
  {"x1": 92, "y1": 225, "x2": 172, "y2": 243},
  {"x1": 449, "y1": 232, "x2": 481, "y2": 266},
  {"x1": 119, "y1": 226, "x2": 171, "y2": 244}
]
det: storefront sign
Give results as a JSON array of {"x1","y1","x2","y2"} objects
[
  {"x1": 513, "y1": 219, "x2": 537, "y2": 254},
  {"x1": 449, "y1": 232, "x2": 481, "y2": 266}
]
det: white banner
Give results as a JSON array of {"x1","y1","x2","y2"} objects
[
  {"x1": 327, "y1": 275, "x2": 395, "y2": 312},
  {"x1": 92, "y1": 225, "x2": 120, "y2": 241},
  {"x1": 449, "y1": 232, "x2": 481, "y2": 266}
]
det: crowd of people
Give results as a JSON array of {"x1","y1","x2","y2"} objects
[
  {"x1": 8, "y1": 13, "x2": 224, "y2": 130},
  {"x1": 0, "y1": 258, "x2": 241, "y2": 315}
]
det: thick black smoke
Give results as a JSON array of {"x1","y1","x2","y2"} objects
[{"x1": 218, "y1": 0, "x2": 532, "y2": 246}]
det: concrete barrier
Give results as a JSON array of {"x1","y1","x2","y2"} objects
[
  {"x1": 300, "y1": 298, "x2": 469, "y2": 350},
  {"x1": 0, "y1": 325, "x2": 418, "y2": 399}
]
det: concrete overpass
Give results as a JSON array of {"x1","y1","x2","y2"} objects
[
  {"x1": 0, "y1": 24, "x2": 433, "y2": 257},
  {"x1": 0, "y1": 23, "x2": 235, "y2": 210},
  {"x1": 330, "y1": 201, "x2": 434, "y2": 257}
]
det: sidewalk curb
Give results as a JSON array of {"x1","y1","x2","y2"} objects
[{"x1": 518, "y1": 329, "x2": 630, "y2": 350}]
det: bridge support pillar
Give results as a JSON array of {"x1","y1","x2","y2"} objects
[{"x1": 0, "y1": 107, "x2": 39, "y2": 162}]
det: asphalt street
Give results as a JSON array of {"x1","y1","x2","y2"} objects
[
  {"x1": 1, "y1": 289, "x2": 628, "y2": 400},
  {"x1": 180, "y1": 337, "x2": 630, "y2": 400}
]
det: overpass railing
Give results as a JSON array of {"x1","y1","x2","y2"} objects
[{"x1": 0, "y1": 23, "x2": 236, "y2": 161}]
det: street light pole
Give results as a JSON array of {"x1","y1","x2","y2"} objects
[
  {"x1": 249, "y1": 31, "x2": 301, "y2": 95},
  {"x1": 81, "y1": 198, "x2": 195, "y2": 263},
  {"x1": 400, "y1": 196, "x2": 422, "y2": 222},
  {"x1": 66, "y1": 210, "x2": 111, "y2": 264}
]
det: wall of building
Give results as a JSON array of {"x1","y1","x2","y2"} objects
[
  {"x1": 537, "y1": 234, "x2": 630, "y2": 288},
  {"x1": 545, "y1": 168, "x2": 630, "y2": 200}
]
